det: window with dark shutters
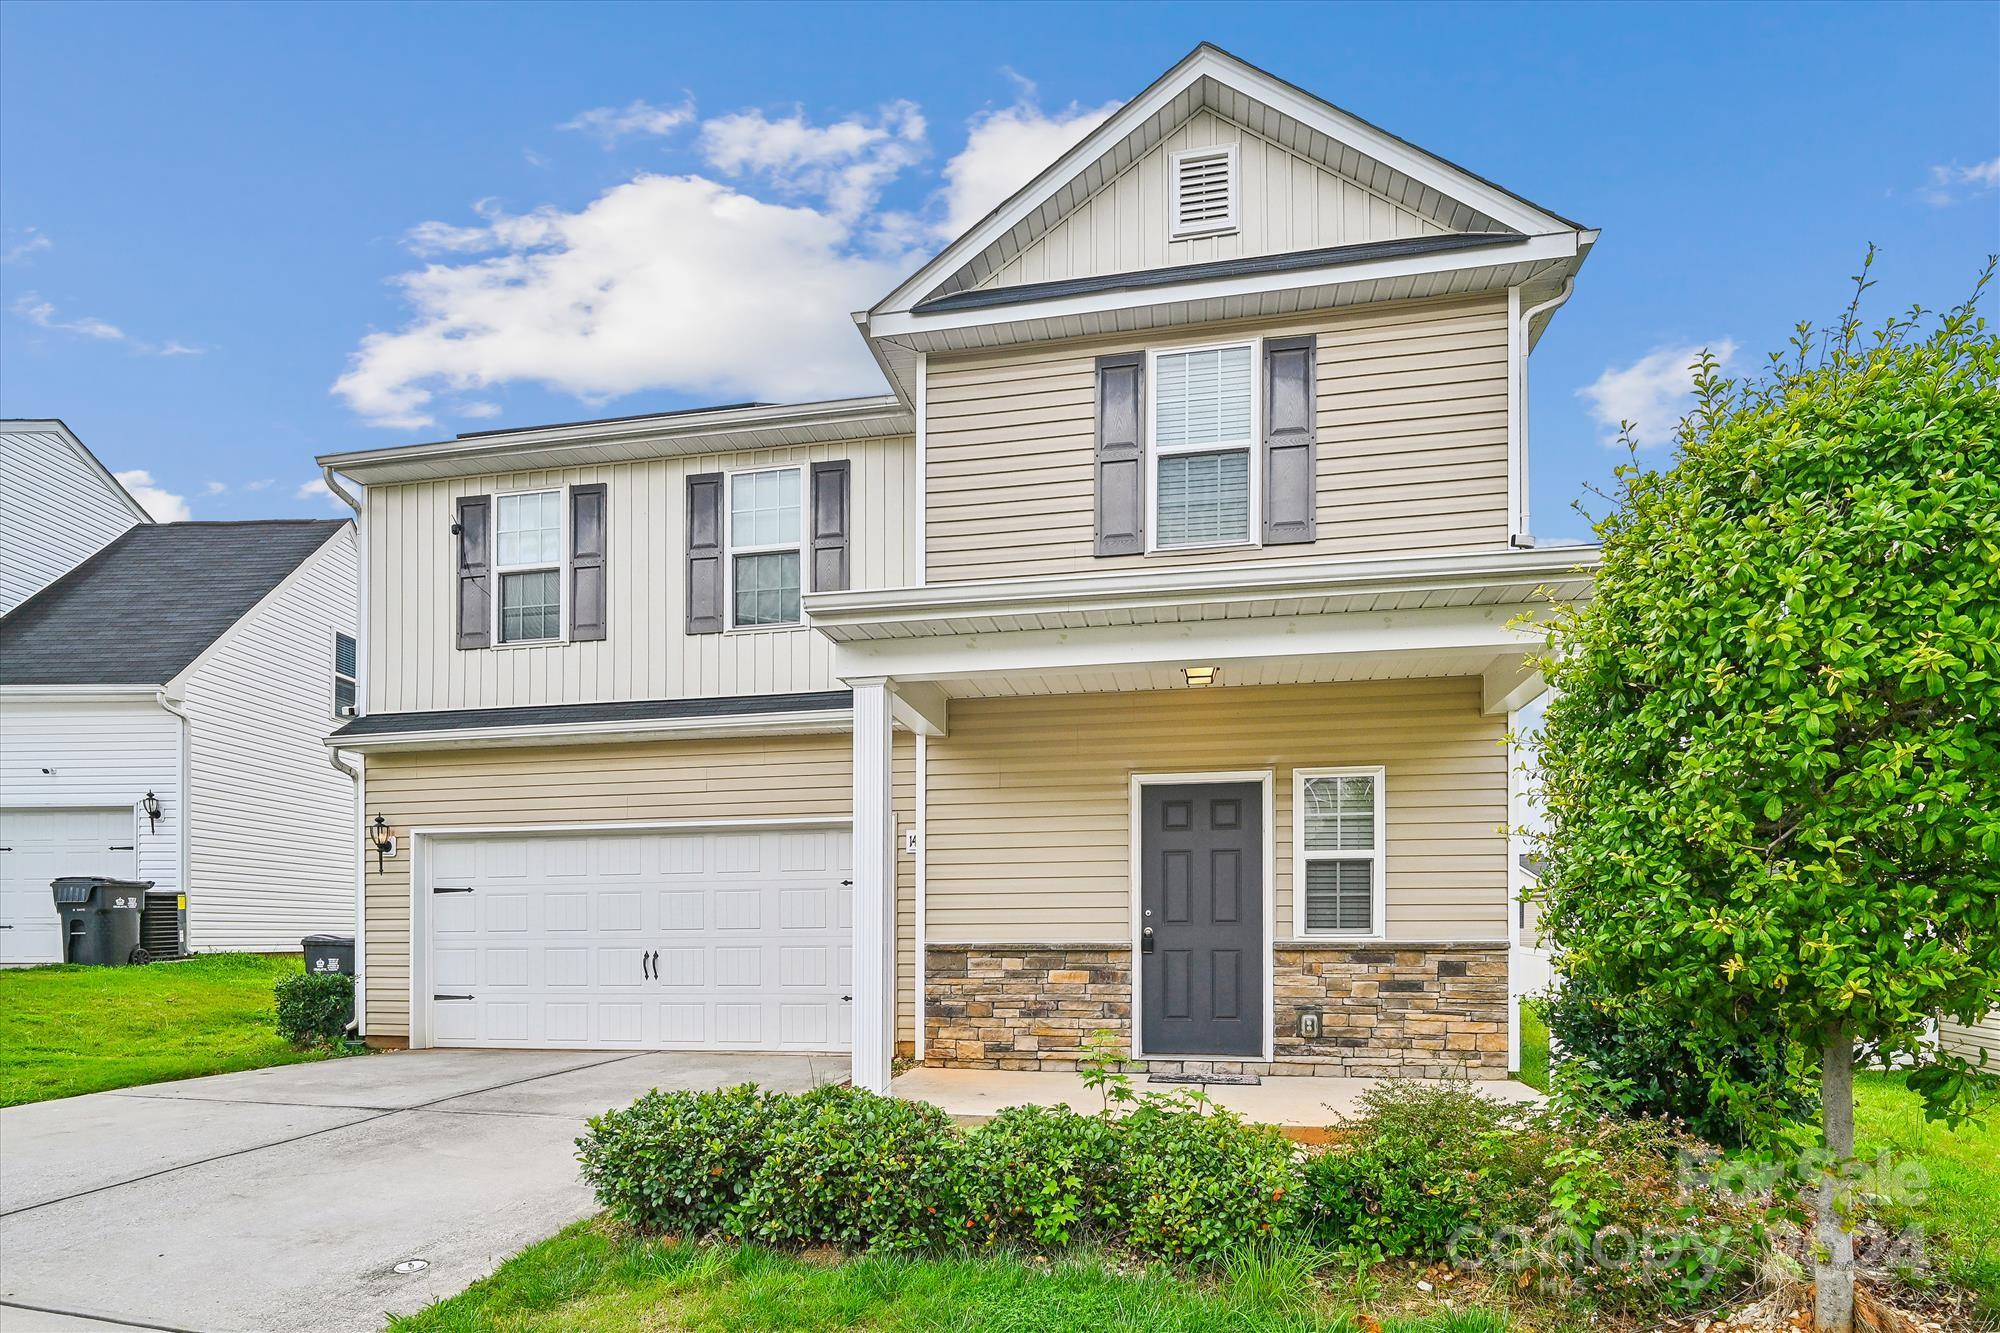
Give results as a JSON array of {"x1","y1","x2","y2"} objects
[
  {"x1": 685, "y1": 473, "x2": 725, "y2": 634},
  {"x1": 1093, "y1": 352, "x2": 1146, "y2": 556},
  {"x1": 454, "y1": 494, "x2": 491, "y2": 650},
  {"x1": 809, "y1": 460, "x2": 851, "y2": 592},
  {"x1": 1262, "y1": 335, "x2": 1317, "y2": 545},
  {"x1": 569, "y1": 483, "x2": 608, "y2": 642}
]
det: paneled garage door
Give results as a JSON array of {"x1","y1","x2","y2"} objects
[
  {"x1": 0, "y1": 808, "x2": 138, "y2": 966},
  {"x1": 425, "y1": 826, "x2": 853, "y2": 1051}
]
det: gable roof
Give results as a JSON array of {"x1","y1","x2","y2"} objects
[
  {"x1": 0, "y1": 418, "x2": 154, "y2": 525},
  {"x1": 874, "y1": 43, "x2": 1586, "y2": 319},
  {"x1": 0, "y1": 519, "x2": 349, "y2": 687}
]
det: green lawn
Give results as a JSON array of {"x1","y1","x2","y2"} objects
[
  {"x1": 1854, "y1": 1069, "x2": 2000, "y2": 1317},
  {"x1": 0, "y1": 952, "x2": 329, "y2": 1106},
  {"x1": 1513, "y1": 999, "x2": 1549, "y2": 1093},
  {"x1": 389, "y1": 1222, "x2": 1512, "y2": 1333}
]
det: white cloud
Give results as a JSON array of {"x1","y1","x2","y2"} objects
[
  {"x1": 2, "y1": 229, "x2": 51, "y2": 264},
  {"x1": 561, "y1": 97, "x2": 696, "y2": 147},
  {"x1": 203, "y1": 481, "x2": 228, "y2": 496},
  {"x1": 10, "y1": 292, "x2": 202, "y2": 356},
  {"x1": 1576, "y1": 339, "x2": 1738, "y2": 449},
  {"x1": 243, "y1": 478, "x2": 275, "y2": 491},
  {"x1": 115, "y1": 470, "x2": 191, "y2": 522},
  {"x1": 333, "y1": 173, "x2": 914, "y2": 430},
  {"x1": 935, "y1": 95, "x2": 1119, "y2": 240},
  {"x1": 1919, "y1": 156, "x2": 2000, "y2": 207},
  {"x1": 700, "y1": 101, "x2": 925, "y2": 223},
  {"x1": 457, "y1": 401, "x2": 502, "y2": 419},
  {"x1": 295, "y1": 478, "x2": 348, "y2": 509}
]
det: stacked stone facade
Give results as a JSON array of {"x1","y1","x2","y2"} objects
[{"x1": 923, "y1": 942, "x2": 1509, "y2": 1077}]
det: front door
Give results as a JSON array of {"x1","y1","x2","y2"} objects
[{"x1": 1138, "y1": 781, "x2": 1264, "y2": 1057}]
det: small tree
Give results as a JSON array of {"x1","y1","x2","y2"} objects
[{"x1": 1530, "y1": 251, "x2": 2000, "y2": 1331}]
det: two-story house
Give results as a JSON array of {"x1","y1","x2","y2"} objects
[{"x1": 320, "y1": 44, "x2": 1597, "y2": 1094}]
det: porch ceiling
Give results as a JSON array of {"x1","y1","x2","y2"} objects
[{"x1": 931, "y1": 646, "x2": 1510, "y2": 700}]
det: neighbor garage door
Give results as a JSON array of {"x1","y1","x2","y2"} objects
[
  {"x1": 0, "y1": 808, "x2": 138, "y2": 966},
  {"x1": 425, "y1": 826, "x2": 853, "y2": 1051}
]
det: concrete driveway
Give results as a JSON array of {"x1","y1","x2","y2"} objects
[{"x1": 0, "y1": 1049, "x2": 839, "y2": 1332}]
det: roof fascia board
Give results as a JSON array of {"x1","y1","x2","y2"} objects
[
  {"x1": 324, "y1": 706, "x2": 855, "y2": 753},
  {"x1": 162, "y1": 522, "x2": 354, "y2": 697},
  {"x1": 869, "y1": 230, "x2": 1579, "y2": 341},
  {"x1": 3, "y1": 418, "x2": 154, "y2": 525},
  {"x1": 873, "y1": 45, "x2": 1576, "y2": 318},
  {"x1": 0, "y1": 684, "x2": 162, "y2": 702}
]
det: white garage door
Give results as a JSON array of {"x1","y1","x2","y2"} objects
[
  {"x1": 0, "y1": 808, "x2": 139, "y2": 965},
  {"x1": 426, "y1": 826, "x2": 853, "y2": 1051}
]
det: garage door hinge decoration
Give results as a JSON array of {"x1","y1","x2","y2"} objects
[{"x1": 434, "y1": 993, "x2": 473, "y2": 1001}]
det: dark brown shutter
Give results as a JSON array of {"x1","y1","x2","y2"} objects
[
  {"x1": 569, "y1": 483, "x2": 608, "y2": 642},
  {"x1": 809, "y1": 460, "x2": 851, "y2": 592},
  {"x1": 686, "y1": 473, "x2": 724, "y2": 635},
  {"x1": 1094, "y1": 352, "x2": 1145, "y2": 556},
  {"x1": 1262, "y1": 334, "x2": 1317, "y2": 545},
  {"x1": 454, "y1": 494, "x2": 491, "y2": 650}
]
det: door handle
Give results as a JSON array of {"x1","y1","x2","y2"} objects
[
  {"x1": 650, "y1": 949, "x2": 659, "y2": 979},
  {"x1": 1141, "y1": 925, "x2": 1155, "y2": 954},
  {"x1": 641, "y1": 951, "x2": 652, "y2": 981}
]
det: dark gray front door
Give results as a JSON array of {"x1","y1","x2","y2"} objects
[{"x1": 1139, "y1": 781, "x2": 1264, "y2": 1056}]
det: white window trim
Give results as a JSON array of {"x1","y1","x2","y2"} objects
[
  {"x1": 331, "y1": 629, "x2": 358, "y2": 718},
  {"x1": 1145, "y1": 337, "x2": 1262, "y2": 554},
  {"x1": 1168, "y1": 143, "x2": 1240, "y2": 241},
  {"x1": 723, "y1": 464, "x2": 806, "y2": 633},
  {"x1": 1292, "y1": 765, "x2": 1388, "y2": 941},
  {"x1": 492, "y1": 486, "x2": 568, "y2": 647}
]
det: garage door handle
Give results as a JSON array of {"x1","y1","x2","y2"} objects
[{"x1": 641, "y1": 951, "x2": 652, "y2": 981}]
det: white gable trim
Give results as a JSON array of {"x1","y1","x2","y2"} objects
[
  {"x1": 2, "y1": 418, "x2": 154, "y2": 525},
  {"x1": 871, "y1": 44, "x2": 1579, "y2": 319}
]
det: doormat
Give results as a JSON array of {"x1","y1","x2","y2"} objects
[{"x1": 1146, "y1": 1072, "x2": 1262, "y2": 1086}]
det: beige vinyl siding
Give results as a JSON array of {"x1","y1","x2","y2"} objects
[
  {"x1": 924, "y1": 678, "x2": 1506, "y2": 946},
  {"x1": 1941, "y1": 1012, "x2": 2000, "y2": 1063},
  {"x1": 974, "y1": 108, "x2": 1476, "y2": 295},
  {"x1": 365, "y1": 437, "x2": 913, "y2": 714},
  {"x1": 924, "y1": 295, "x2": 1510, "y2": 582},
  {"x1": 360, "y1": 732, "x2": 916, "y2": 1047}
]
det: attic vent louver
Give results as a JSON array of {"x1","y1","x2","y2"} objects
[{"x1": 1170, "y1": 145, "x2": 1239, "y2": 241}]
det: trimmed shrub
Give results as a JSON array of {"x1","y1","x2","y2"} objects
[
  {"x1": 959, "y1": 1103, "x2": 1122, "y2": 1245},
  {"x1": 578, "y1": 1083, "x2": 783, "y2": 1234},
  {"x1": 1111, "y1": 1093, "x2": 1302, "y2": 1261},
  {"x1": 273, "y1": 971, "x2": 352, "y2": 1047}
]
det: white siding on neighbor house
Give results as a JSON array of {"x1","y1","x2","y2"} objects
[
  {"x1": 971, "y1": 108, "x2": 1488, "y2": 296},
  {"x1": 0, "y1": 427, "x2": 147, "y2": 615},
  {"x1": 179, "y1": 528, "x2": 358, "y2": 952},
  {"x1": 365, "y1": 438, "x2": 915, "y2": 714},
  {"x1": 0, "y1": 696, "x2": 183, "y2": 896},
  {"x1": 1940, "y1": 1012, "x2": 2000, "y2": 1064}
]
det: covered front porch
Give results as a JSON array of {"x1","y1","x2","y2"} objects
[{"x1": 807, "y1": 547, "x2": 1596, "y2": 1094}]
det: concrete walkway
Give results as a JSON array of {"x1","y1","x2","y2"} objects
[{"x1": 0, "y1": 1049, "x2": 837, "y2": 1333}]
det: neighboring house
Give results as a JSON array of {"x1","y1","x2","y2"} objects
[
  {"x1": 0, "y1": 518, "x2": 359, "y2": 963},
  {"x1": 319, "y1": 44, "x2": 1599, "y2": 1093},
  {"x1": 1940, "y1": 1012, "x2": 1999, "y2": 1066},
  {"x1": 0, "y1": 420, "x2": 154, "y2": 615}
]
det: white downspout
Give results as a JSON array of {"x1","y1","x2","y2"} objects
[
  {"x1": 1511, "y1": 277, "x2": 1576, "y2": 548},
  {"x1": 329, "y1": 748, "x2": 365, "y2": 1037},
  {"x1": 155, "y1": 690, "x2": 191, "y2": 948},
  {"x1": 324, "y1": 465, "x2": 367, "y2": 1038}
]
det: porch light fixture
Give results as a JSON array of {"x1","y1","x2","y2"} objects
[
  {"x1": 1183, "y1": 666, "x2": 1219, "y2": 688},
  {"x1": 369, "y1": 814, "x2": 398, "y2": 872},
  {"x1": 141, "y1": 791, "x2": 162, "y2": 831}
]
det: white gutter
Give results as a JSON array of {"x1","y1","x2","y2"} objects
[
  {"x1": 324, "y1": 707, "x2": 856, "y2": 754},
  {"x1": 1510, "y1": 277, "x2": 1576, "y2": 547},
  {"x1": 0, "y1": 684, "x2": 158, "y2": 701}
]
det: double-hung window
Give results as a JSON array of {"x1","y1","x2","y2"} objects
[
  {"x1": 494, "y1": 489, "x2": 563, "y2": 643},
  {"x1": 332, "y1": 632, "x2": 357, "y2": 716},
  {"x1": 727, "y1": 467, "x2": 802, "y2": 628},
  {"x1": 1295, "y1": 767, "x2": 1385, "y2": 937},
  {"x1": 1150, "y1": 341, "x2": 1257, "y2": 549}
]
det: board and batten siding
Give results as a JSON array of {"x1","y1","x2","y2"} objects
[
  {"x1": 971, "y1": 108, "x2": 1483, "y2": 296},
  {"x1": 179, "y1": 528, "x2": 358, "y2": 952},
  {"x1": 923, "y1": 295, "x2": 1511, "y2": 583},
  {"x1": 359, "y1": 732, "x2": 918, "y2": 1046},
  {"x1": 0, "y1": 427, "x2": 146, "y2": 615},
  {"x1": 0, "y1": 697, "x2": 181, "y2": 892},
  {"x1": 924, "y1": 678, "x2": 1507, "y2": 946},
  {"x1": 365, "y1": 438, "x2": 914, "y2": 714}
]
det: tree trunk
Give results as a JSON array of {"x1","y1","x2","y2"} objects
[{"x1": 1815, "y1": 1026, "x2": 1856, "y2": 1332}]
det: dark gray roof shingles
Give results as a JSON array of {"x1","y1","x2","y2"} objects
[{"x1": 0, "y1": 520, "x2": 349, "y2": 686}]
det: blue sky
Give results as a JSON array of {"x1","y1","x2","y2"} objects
[{"x1": 3, "y1": 1, "x2": 1995, "y2": 538}]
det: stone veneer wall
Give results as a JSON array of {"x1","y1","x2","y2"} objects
[{"x1": 924, "y1": 942, "x2": 1509, "y2": 1077}]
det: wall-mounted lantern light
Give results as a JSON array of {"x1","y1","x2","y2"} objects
[
  {"x1": 369, "y1": 815, "x2": 398, "y2": 873},
  {"x1": 141, "y1": 790, "x2": 163, "y2": 832}
]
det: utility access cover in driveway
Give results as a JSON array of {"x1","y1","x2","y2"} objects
[{"x1": 0, "y1": 1049, "x2": 835, "y2": 1332}]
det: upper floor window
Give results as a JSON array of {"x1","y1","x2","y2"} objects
[
  {"x1": 1295, "y1": 768, "x2": 1385, "y2": 937},
  {"x1": 495, "y1": 489, "x2": 563, "y2": 643},
  {"x1": 1169, "y1": 145, "x2": 1238, "y2": 241},
  {"x1": 332, "y1": 632, "x2": 357, "y2": 716},
  {"x1": 728, "y1": 467, "x2": 802, "y2": 628},
  {"x1": 1151, "y1": 342, "x2": 1257, "y2": 549}
]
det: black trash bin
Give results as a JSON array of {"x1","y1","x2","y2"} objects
[
  {"x1": 52, "y1": 877, "x2": 155, "y2": 966},
  {"x1": 302, "y1": 933, "x2": 355, "y2": 977}
]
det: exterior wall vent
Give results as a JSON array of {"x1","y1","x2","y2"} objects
[{"x1": 1170, "y1": 145, "x2": 1239, "y2": 241}]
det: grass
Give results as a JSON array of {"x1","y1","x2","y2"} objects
[
  {"x1": 1513, "y1": 1000, "x2": 1549, "y2": 1093},
  {"x1": 0, "y1": 952, "x2": 330, "y2": 1106},
  {"x1": 389, "y1": 1221, "x2": 1515, "y2": 1333},
  {"x1": 1854, "y1": 1069, "x2": 2000, "y2": 1318}
]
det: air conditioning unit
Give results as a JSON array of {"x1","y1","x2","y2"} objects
[{"x1": 142, "y1": 890, "x2": 187, "y2": 959}]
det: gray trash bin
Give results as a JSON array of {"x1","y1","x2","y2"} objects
[
  {"x1": 302, "y1": 934, "x2": 355, "y2": 977},
  {"x1": 52, "y1": 877, "x2": 154, "y2": 966}
]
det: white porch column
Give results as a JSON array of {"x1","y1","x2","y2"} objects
[{"x1": 850, "y1": 677, "x2": 897, "y2": 1093}]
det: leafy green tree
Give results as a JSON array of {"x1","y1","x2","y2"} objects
[{"x1": 1529, "y1": 252, "x2": 2000, "y2": 1331}]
